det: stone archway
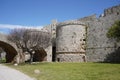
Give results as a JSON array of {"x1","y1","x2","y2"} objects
[
  {"x1": 33, "y1": 48, "x2": 47, "y2": 62},
  {"x1": 0, "y1": 41, "x2": 17, "y2": 63}
]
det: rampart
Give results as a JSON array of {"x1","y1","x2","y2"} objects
[
  {"x1": 85, "y1": 4, "x2": 120, "y2": 62},
  {"x1": 51, "y1": 4, "x2": 120, "y2": 62},
  {"x1": 2, "y1": 4, "x2": 118, "y2": 63}
]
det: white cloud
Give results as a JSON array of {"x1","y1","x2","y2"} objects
[
  {"x1": 0, "y1": 24, "x2": 43, "y2": 34},
  {"x1": 0, "y1": 24, "x2": 43, "y2": 29}
]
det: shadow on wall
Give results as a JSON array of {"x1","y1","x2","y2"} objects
[
  {"x1": 0, "y1": 41, "x2": 17, "y2": 63},
  {"x1": 33, "y1": 49, "x2": 47, "y2": 62},
  {"x1": 104, "y1": 47, "x2": 120, "y2": 63}
]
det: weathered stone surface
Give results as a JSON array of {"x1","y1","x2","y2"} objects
[
  {"x1": 55, "y1": 4, "x2": 120, "y2": 62},
  {"x1": 56, "y1": 53, "x2": 86, "y2": 62},
  {"x1": 0, "y1": 33, "x2": 18, "y2": 63},
  {"x1": 56, "y1": 24, "x2": 86, "y2": 53},
  {"x1": 0, "y1": 32, "x2": 52, "y2": 63},
  {"x1": 86, "y1": 5, "x2": 120, "y2": 62}
]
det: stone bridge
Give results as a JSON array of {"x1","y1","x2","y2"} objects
[
  {"x1": 0, "y1": 33, "x2": 52, "y2": 63},
  {"x1": 0, "y1": 33, "x2": 18, "y2": 63}
]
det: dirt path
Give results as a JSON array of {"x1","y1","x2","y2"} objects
[{"x1": 0, "y1": 64, "x2": 34, "y2": 80}]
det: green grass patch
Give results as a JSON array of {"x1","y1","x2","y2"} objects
[
  {"x1": 6, "y1": 62, "x2": 120, "y2": 80},
  {"x1": 0, "y1": 58, "x2": 6, "y2": 63}
]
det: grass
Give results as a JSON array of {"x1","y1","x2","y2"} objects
[{"x1": 6, "y1": 62, "x2": 120, "y2": 80}]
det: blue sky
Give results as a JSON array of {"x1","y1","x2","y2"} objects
[{"x1": 0, "y1": 0, "x2": 120, "y2": 33}]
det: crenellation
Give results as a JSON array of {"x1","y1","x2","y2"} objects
[
  {"x1": 104, "y1": 4, "x2": 120, "y2": 16},
  {"x1": 78, "y1": 14, "x2": 97, "y2": 22}
]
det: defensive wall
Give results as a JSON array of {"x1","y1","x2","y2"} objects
[
  {"x1": 0, "y1": 4, "x2": 120, "y2": 63},
  {"x1": 44, "y1": 4, "x2": 120, "y2": 62},
  {"x1": 84, "y1": 5, "x2": 120, "y2": 62}
]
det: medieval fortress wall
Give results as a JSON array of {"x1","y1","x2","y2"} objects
[
  {"x1": 43, "y1": 4, "x2": 120, "y2": 62},
  {"x1": 86, "y1": 5, "x2": 120, "y2": 62},
  {"x1": 1, "y1": 5, "x2": 120, "y2": 63}
]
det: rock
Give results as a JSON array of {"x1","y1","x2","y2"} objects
[
  {"x1": 14, "y1": 63, "x2": 18, "y2": 66},
  {"x1": 32, "y1": 78, "x2": 37, "y2": 80},
  {"x1": 34, "y1": 69, "x2": 40, "y2": 74}
]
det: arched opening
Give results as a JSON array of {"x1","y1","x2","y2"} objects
[
  {"x1": 33, "y1": 48, "x2": 47, "y2": 62},
  {"x1": 0, "y1": 41, "x2": 17, "y2": 63},
  {"x1": 0, "y1": 47, "x2": 6, "y2": 63}
]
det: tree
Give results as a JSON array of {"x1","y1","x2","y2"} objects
[
  {"x1": 7, "y1": 28, "x2": 51, "y2": 63},
  {"x1": 107, "y1": 20, "x2": 120, "y2": 41},
  {"x1": 106, "y1": 20, "x2": 120, "y2": 63}
]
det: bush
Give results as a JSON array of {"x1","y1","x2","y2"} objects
[{"x1": 107, "y1": 20, "x2": 120, "y2": 41}]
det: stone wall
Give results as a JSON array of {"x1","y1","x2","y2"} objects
[
  {"x1": 56, "y1": 22, "x2": 86, "y2": 53},
  {"x1": 56, "y1": 53, "x2": 86, "y2": 62},
  {"x1": 42, "y1": 4, "x2": 120, "y2": 62},
  {"x1": 55, "y1": 4, "x2": 120, "y2": 62},
  {"x1": 86, "y1": 5, "x2": 120, "y2": 62},
  {"x1": 104, "y1": 4, "x2": 120, "y2": 16}
]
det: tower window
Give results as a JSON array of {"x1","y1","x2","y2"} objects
[{"x1": 83, "y1": 39, "x2": 86, "y2": 41}]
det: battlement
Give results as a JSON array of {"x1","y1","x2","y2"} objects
[
  {"x1": 104, "y1": 4, "x2": 120, "y2": 16},
  {"x1": 44, "y1": 4, "x2": 120, "y2": 32},
  {"x1": 78, "y1": 4, "x2": 120, "y2": 20},
  {"x1": 78, "y1": 14, "x2": 97, "y2": 22}
]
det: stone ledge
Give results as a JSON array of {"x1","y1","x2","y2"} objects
[
  {"x1": 56, "y1": 53, "x2": 86, "y2": 62},
  {"x1": 57, "y1": 20, "x2": 86, "y2": 27},
  {"x1": 56, "y1": 52, "x2": 85, "y2": 54}
]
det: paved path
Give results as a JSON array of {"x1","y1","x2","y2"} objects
[{"x1": 0, "y1": 64, "x2": 34, "y2": 80}]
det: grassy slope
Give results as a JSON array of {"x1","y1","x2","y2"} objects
[{"x1": 7, "y1": 63, "x2": 120, "y2": 80}]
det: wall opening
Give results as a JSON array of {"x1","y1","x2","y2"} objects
[
  {"x1": 0, "y1": 41, "x2": 17, "y2": 63},
  {"x1": 0, "y1": 47, "x2": 6, "y2": 63},
  {"x1": 52, "y1": 46, "x2": 56, "y2": 62},
  {"x1": 57, "y1": 58, "x2": 60, "y2": 62},
  {"x1": 33, "y1": 48, "x2": 47, "y2": 62}
]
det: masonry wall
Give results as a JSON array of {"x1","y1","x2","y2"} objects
[
  {"x1": 44, "y1": 4, "x2": 120, "y2": 62},
  {"x1": 56, "y1": 24, "x2": 86, "y2": 52},
  {"x1": 56, "y1": 22, "x2": 86, "y2": 62},
  {"x1": 86, "y1": 5, "x2": 120, "y2": 62},
  {"x1": 56, "y1": 53, "x2": 86, "y2": 62}
]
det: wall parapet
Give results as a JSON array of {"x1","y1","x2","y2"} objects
[
  {"x1": 57, "y1": 20, "x2": 86, "y2": 27},
  {"x1": 104, "y1": 4, "x2": 120, "y2": 16}
]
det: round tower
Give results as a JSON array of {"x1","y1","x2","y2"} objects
[{"x1": 56, "y1": 20, "x2": 87, "y2": 62}]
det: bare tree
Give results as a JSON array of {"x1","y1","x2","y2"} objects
[{"x1": 7, "y1": 28, "x2": 51, "y2": 63}]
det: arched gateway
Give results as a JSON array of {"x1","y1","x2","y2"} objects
[
  {"x1": 0, "y1": 33, "x2": 52, "y2": 63},
  {"x1": 0, "y1": 33, "x2": 17, "y2": 63},
  {"x1": 0, "y1": 41, "x2": 17, "y2": 62}
]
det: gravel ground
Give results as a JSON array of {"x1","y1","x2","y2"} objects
[{"x1": 0, "y1": 64, "x2": 34, "y2": 80}]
